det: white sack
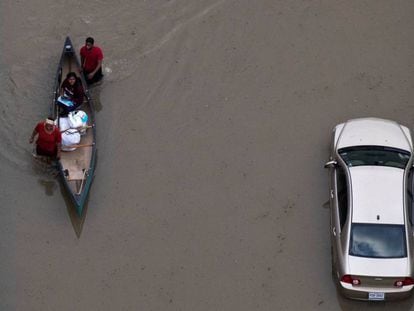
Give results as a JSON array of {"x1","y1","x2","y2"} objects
[
  {"x1": 59, "y1": 117, "x2": 71, "y2": 132},
  {"x1": 61, "y1": 129, "x2": 81, "y2": 151}
]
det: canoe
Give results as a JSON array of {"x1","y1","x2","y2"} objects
[{"x1": 51, "y1": 36, "x2": 97, "y2": 216}]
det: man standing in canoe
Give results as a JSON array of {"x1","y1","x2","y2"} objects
[
  {"x1": 80, "y1": 37, "x2": 104, "y2": 85},
  {"x1": 29, "y1": 118, "x2": 62, "y2": 161}
]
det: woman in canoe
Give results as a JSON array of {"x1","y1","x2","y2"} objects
[{"x1": 58, "y1": 72, "x2": 85, "y2": 113}]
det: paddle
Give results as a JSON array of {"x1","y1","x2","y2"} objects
[
  {"x1": 61, "y1": 125, "x2": 93, "y2": 133},
  {"x1": 64, "y1": 143, "x2": 94, "y2": 149}
]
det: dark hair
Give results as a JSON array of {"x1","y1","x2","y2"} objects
[
  {"x1": 86, "y1": 37, "x2": 94, "y2": 45},
  {"x1": 66, "y1": 72, "x2": 77, "y2": 79}
]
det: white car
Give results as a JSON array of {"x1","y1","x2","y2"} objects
[{"x1": 325, "y1": 117, "x2": 414, "y2": 301}]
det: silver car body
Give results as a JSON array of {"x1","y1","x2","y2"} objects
[{"x1": 325, "y1": 117, "x2": 414, "y2": 301}]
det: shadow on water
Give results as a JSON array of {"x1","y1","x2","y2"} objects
[
  {"x1": 38, "y1": 179, "x2": 58, "y2": 196},
  {"x1": 32, "y1": 155, "x2": 60, "y2": 196},
  {"x1": 89, "y1": 82, "x2": 104, "y2": 112}
]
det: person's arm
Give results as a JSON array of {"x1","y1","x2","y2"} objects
[
  {"x1": 29, "y1": 128, "x2": 38, "y2": 143},
  {"x1": 80, "y1": 47, "x2": 85, "y2": 71},
  {"x1": 87, "y1": 59, "x2": 102, "y2": 79}
]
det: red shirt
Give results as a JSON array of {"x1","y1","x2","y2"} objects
[
  {"x1": 80, "y1": 45, "x2": 103, "y2": 73},
  {"x1": 35, "y1": 122, "x2": 61, "y2": 153}
]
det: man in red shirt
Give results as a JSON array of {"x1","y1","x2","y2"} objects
[
  {"x1": 80, "y1": 37, "x2": 104, "y2": 85},
  {"x1": 29, "y1": 118, "x2": 62, "y2": 160}
]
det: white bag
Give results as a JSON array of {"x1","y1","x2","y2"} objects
[
  {"x1": 59, "y1": 117, "x2": 71, "y2": 132},
  {"x1": 61, "y1": 129, "x2": 81, "y2": 151},
  {"x1": 68, "y1": 110, "x2": 88, "y2": 129}
]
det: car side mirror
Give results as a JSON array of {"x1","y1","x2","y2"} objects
[{"x1": 324, "y1": 160, "x2": 337, "y2": 168}]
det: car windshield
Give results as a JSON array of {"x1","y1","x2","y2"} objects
[
  {"x1": 339, "y1": 146, "x2": 410, "y2": 169},
  {"x1": 349, "y1": 223, "x2": 407, "y2": 258}
]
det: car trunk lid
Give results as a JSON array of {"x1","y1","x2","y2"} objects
[{"x1": 348, "y1": 256, "x2": 410, "y2": 281}]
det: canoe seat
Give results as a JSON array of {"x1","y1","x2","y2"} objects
[{"x1": 66, "y1": 169, "x2": 87, "y2": 181}]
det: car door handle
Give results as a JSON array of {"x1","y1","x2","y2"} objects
[
  {"x1": 332, "y1": 227, "x2": 337, "y2": 236},
  {"x1": 330, "y1": 189, "x2": 334, "y2": 199}
]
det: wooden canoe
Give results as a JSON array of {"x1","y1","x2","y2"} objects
[{"x1": 51, "y1": 36, "x2": 97, "y2": 216}]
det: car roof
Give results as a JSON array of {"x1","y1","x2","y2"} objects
[
  {"x1": 349, "y1": 166, "x2": 405, "y2": 225},
  {"x1": 336, "y1": 118, "x2": 412, "y2": 152}
]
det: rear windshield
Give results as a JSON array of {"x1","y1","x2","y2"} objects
[
  {"x1": 350, "y1": 223, "x2": 407, "y2": 258},
  {"x1": 339, "y1": 146, "x2": 410, "y2": 169}
]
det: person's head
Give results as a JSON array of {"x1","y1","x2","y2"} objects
[
  {"x1": 85, "y1": 37, "x2": 94, "y2": 50},
  {"x1": 66, "y1": 72, "x2": 77, "y2": 85},
  {"x1": 45, "y1": 117, "x2": 55, "y2": 131}
]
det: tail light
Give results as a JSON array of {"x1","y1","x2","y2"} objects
[
  {"x1": 394, "y1": 277, "x2": 414, "y2": 287},
  {"x1": 341, "y1": 275, "x2": 361, "y2": 285}
]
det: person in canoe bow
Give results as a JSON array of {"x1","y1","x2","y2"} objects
[
  {"x1": 58, "y1": 72, "x2": 85, "y2": 114},
  {"x1": 29, "y1": 118, "x2": 62, "y2": 161}
]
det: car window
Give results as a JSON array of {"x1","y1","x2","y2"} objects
[
  {"x1": 336, "y1": 166, "x2": 348, "y2": 230},
  {"x1": 349, "y1": 223, "x2": 407, "y2": 258},
  {"x1": 339, "y1": 146, "x2": 410, "y2": 169}
]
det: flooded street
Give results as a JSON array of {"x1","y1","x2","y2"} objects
[{"x1": 2, "y1": 1, "x2": 414, "y2": 310}]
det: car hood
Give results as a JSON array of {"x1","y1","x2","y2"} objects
[
  {"x1": 336, "y1": 118, "x2": 412, "y2": 152},
  {"x1": 348, "y1": 256, "x2": 410, "y2": 277}
]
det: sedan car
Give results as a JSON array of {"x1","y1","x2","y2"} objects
[{"x1": 325, "y1": 117, "x2": 414, "y2": 301}]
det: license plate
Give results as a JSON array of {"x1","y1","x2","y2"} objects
[{"x1": 368, "y1": 292, "x2": 385, "y2": 301}]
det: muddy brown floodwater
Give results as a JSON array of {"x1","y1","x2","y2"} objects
[{"x1": 2, "y1": 1, "x2": 414, "y2": 310}]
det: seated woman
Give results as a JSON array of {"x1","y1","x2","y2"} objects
[{"x1": 58, "y1": 72, "x2": 85, "y2": 114}]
